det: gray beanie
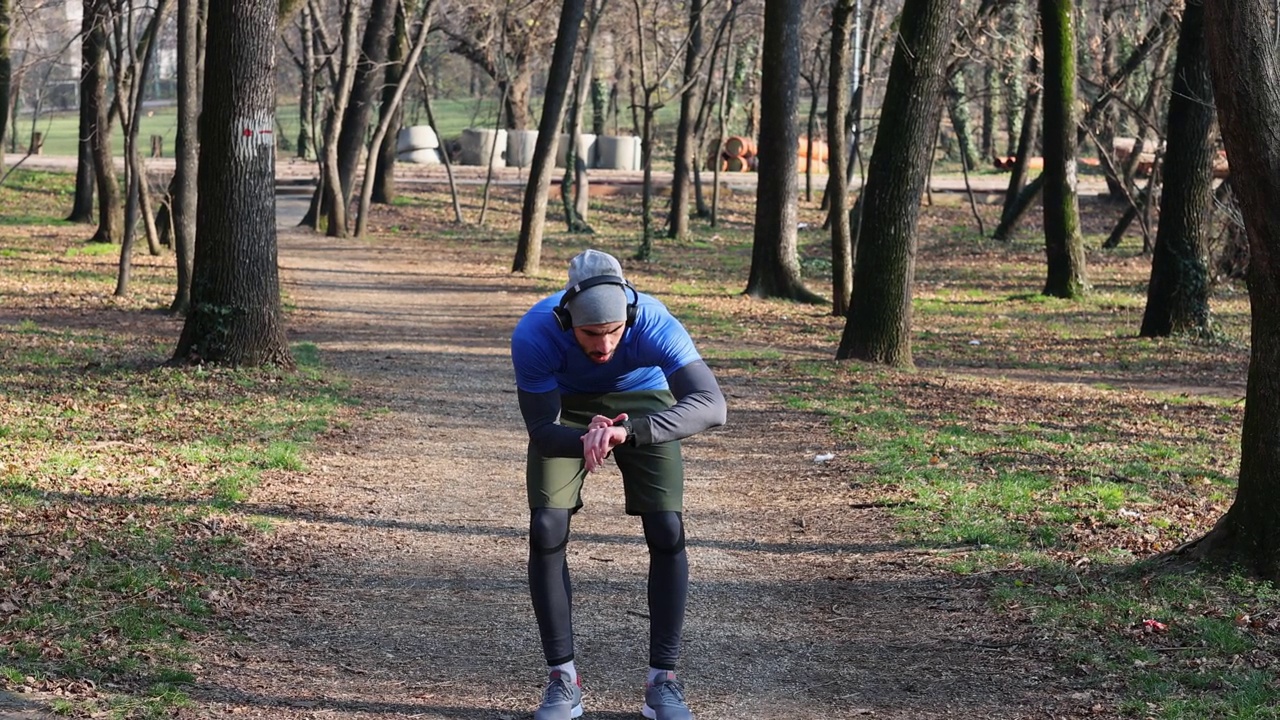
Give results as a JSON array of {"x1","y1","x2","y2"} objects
[{"x1": 564, "y1": 249, "x2": 629, "y2": 327}]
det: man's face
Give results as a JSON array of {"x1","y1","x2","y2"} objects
[{"x1": 573, "y1": 321, "x2": 626, "y2": 364}]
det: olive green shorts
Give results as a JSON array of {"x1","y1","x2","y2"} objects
[{"x1": 526, "y1": 389, "x2": 684, "y2": 515}]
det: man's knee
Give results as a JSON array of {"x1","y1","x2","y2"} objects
[
  {"x1": 642, "y1": 511, "x2": 685, "y2": 555},
  {"x1": 529, "y1": 507, "x2": 571, "y2": 555}
]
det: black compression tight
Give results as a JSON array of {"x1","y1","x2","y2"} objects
[{"x1": 527, "y1": 508, "x2": 689, "y2": 670}]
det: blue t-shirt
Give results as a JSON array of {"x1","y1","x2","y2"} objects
[{"x1": 511, "y1": 291, "x2": 703, "y2": 395}]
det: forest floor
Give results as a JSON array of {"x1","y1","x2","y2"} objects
[
  {"x1": 2, "y1": 177, "x2": 1257, "y2": 719},
  {"x1": 163, "y1": 228, "x2": 1085, "y2": 720}
]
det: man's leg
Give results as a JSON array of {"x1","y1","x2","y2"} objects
[
  {"x1": 640, "y1": 510, "x2": 694, "y2": 720},
  {"x1": 641, "y1": 510, "x2": 688, "y2": 670},
  {"x1": 529, "y1": 507, "x2": 575, "y2": 666},
  {"x1": 529, "y1": 507, "x2": 584, "y2": 719}
]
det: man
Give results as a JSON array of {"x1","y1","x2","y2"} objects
[{"x1": 511, "y1": 249, "x2": 727, "y2": 720}]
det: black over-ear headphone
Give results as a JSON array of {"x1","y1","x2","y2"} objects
[{"x1": 552, "y1": 275, "x2": 640, "y2": 331}]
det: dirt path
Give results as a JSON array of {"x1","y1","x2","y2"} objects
[{"x1": 180, "y1": 231, "x2": 1090, "y2": 719}]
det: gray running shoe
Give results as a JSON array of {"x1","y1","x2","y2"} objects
[
  {"x1": 534, "y1": 670, "x2": 583, "y2": 720},
  {"x1": 642, "y1": 671, "x2": 694, "y2": 720}
]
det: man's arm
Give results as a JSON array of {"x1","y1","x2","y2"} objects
[
  {"x1": 630, "y1": 360, "x2": 726, "y2": 446},
  {"x1": 517, "y1": 388, "x2": 587, "y2": 458}
]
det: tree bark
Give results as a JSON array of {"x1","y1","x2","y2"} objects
[
  {"x1": 1039, "y1": 0, "x2": 1088, "y2": 298},
  {"x1": 170, "y1": 0, "x2": 201, "y2": 315},
  {"x1": 117, "y1": 0, "x2": 174, "y2": 296},
  {"x1": 373, "y1": 0, "x2": 410, "y2": 205},
  {"x1": 1181, "y1": 0, "x2": 1280, "y2": 579},
  {"x1": 0, "y1": 0, "x2": 10, "y2": 178},
  {"x1": 296, "y1": 3, "x2": 316, "y2": 159},
  {"x1": 511, "y1": 0, "x2": 587, "y2": 274},
  {"x1": 326, "y1": 0, "x2": 396, "y2": 236},
  {"x1": 835, "y1": 0, "x2": 959, "y2": 365},
  {"x1": 173, "y1": 0, "x2": 291, "y2": 368},
  {"x1": 355, "y1": 0, "x2": 435, "y2": 238},
  {"x1": 827, "y1": 0, "x2": 856, "y2": 317},
  {"x1": 745, "y1": 0, "x2": 825, "y2": 302},
  {"x1": 563, "y1": 0, "x2": 608, "y2": 233},
  {"x1": 668, "y1": 0, "x2": 704, "y2": 240},
  {"x1": 994, "y1": 35, "x2": 1040, "y2": 241},
  {"x1": 1140, "y1": 0, "x2": 1215, "y2": 338},
  {"x1": 85, "y1": 0, "x2": 121, "y2": 245}
]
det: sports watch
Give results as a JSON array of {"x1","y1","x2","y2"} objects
[{"x1": 617, "y1": 418, "x2": 635, "y2": 445}]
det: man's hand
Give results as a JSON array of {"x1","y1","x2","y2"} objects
[{"x1": 582, "y1": 413, "x2": 628, "y2": 472}]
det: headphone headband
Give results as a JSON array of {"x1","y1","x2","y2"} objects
[{"x1": 553, "y1": 275, "x2": 639, "y2": 331}]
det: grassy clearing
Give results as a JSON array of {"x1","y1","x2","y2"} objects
[{"x1": 1, "y1": 173, "x2": 355, "y2": 717}]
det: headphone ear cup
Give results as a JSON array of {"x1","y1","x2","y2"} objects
[
  {"x1": 625, "y1": 283, "x2": 639, "y2": 327},
  {"x1": 552, "y1": 305, "x2": 572, "y2": 331}
]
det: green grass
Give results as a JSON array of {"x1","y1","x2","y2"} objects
[
  {"x1": 0, "y1": 230, "x2": 356, "y2": 716},
  {"x1": 9, "y1": 92, "x2": 682, "y2": 159}
]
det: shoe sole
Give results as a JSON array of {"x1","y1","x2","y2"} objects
[
  {"x1": 534, "y1": 702, "x2": 582, "y2": 719},
  {"x1": 642, "y1": 703, "x2": 694, "y2": 720}
]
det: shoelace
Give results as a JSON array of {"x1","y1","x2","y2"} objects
[
  {"x1": 543, "y1": 676, "x2": 576, "y2": 705},
  {"x1": 650, "y1": 679, "x2": 687, "y2": 706}
]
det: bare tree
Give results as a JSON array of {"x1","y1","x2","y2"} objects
[
  {"x1": 173, "y1": 0, "x2": 291, "y2": 368},
  {"x1": 438, "y1": 0, "x2": 556, "y2": 129},
  {"x1": 0, "y1": 0, "x2": 10, "y2": 177},
  {"x1": 84, "y1": 0, "x2": 122, "y2": 245},
  {"x1": 1039, "y1": 0, "x2": 1088, "y2": 298},
  {"x1": 744, "y1": 0, "x2": 825, "y2": 302},
  {"x1": 835, "y1": 0, "x2": 959, "y2": 365},
  {"x1": 1140, "y1": 0, "x2": 1215, "y2": 338},
  {"x1": 355, "y1": 0, "x2": 436, "y2": 237},
  {"x1": 169, "y1": 0, "x2": 201, "y2": 315},
  {"x1": 826, "y1": 0, "x2": 856, "y2": 317},
  {"x1": 561, "y1": 0, "x2": 610, "y2": 233},
  {"x1": 114, "y1": 0, "x2": 174, "y2": 297},
  {"x1": 666, "y1": 0, "x2": 703, "y2": 240},
  {"x1": 1177, "y1": 0, "x2": 1280, "y2": 580},
  {"x1": 511, "y1": 0, "x2": 587, "y2": 273}
]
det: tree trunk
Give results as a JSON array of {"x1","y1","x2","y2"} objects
[
  {"x1": 354, "y1": 0, "x2": 435, "y2": 238},
  {"x1": 980, "y1": 54, "x2": 998, "y2": 160},
  {"x1": 117, "y1": 0, "x2": 174, "y2": 296},
  {"x1": 170, "y1": 0, "x2": 200, "y2": 314},
  {"x1": 944, "y1": 67, "x2": 980, "y2": 171},
  {"x1": 1039, "y1": 0, "x2": 1088, "y2": 298},
  {"x1": 835, "y1": 0, "x2": 958, "y2": 366},
  {"x1": 310, "y1": 0, "x2": 361, "y2": 235},
  {"x1": 296, "y1": 3, "x2": 316, "y2": 159},
  {"x1": 415, "y1": 64, "x2": 465, "y2": 224},
  {"x1": 85, "y1": 0, "x2": 121, "y2": 245},
  {"x1": 1000, "y1": 7, "x2": 1179, "y2": 241},
  {"x1": 827, "y1": 0, "x2": 856, "y2": 317},
  {"x1": 1140, "y1": 0, "x2": 1215, "y2": 338},
  {"x1": 0, "y1": 0, "x2": 9, "y2": 177},
  {"x1": 67, "y1": 132, "x2": 96, "y2": 222},
  {"x1": 745, "y1": 0, "x2": 824, "y2": 303},
  {"x1": 637, "y1": 100, "x2": 657, "y2": 261},
  {"x1": 667, "y1": 0, "x2": 704, "y2": 240},
  {"x1": 325, "y1": 0, "x2": 395, "y2": 236},
  {"x1": 373, "y1": 0, "x2": 409, "y2": 206},
  {"x1": 1188, "y1": 0, "x2": 1280, "y2": 580},
  {"x1": 563, "y1": 0, "x2": 607, "y2": 234},
  {"x1": 995, "y1": 35, "x2": 1041, "y2": 241},
  {"x1": 511, "y1": 0, "x2": 587, "y2": 274},
  {"x1": 502, "y1": 64, "x2": 534, "y2": 130},
  {"x1": 173, "y1": 0, "x2": 291, "y2": 368}
]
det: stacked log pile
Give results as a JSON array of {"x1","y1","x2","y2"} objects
[{"x1": 705, "y1": 135, "x2": 831, "y2": 174}]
